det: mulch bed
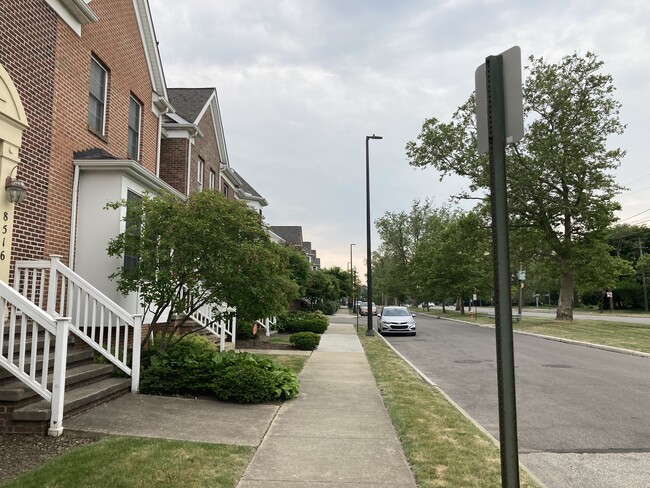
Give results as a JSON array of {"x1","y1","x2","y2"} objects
[
  {"x1": 235, "y1": 335, "x2": 295, "y2": 350},
  {"x1": 0, "y1": 432, "x2": 103, "y2": 484}
]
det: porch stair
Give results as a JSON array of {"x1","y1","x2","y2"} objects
[{"x1": 0, "y1": 334, "x2": 131, "y2": 434}]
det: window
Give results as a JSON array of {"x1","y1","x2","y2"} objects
[
  {"x1": 223, "y1": 183, "x2": 229, "y2": 199},
  {"x1": 124, "y1": 190, "x2": 142, "y2": 271},
  {"x1": 128, "y1": 96, "x2": 141, "y2": 160},
  {"x1": 88, "y1": 58, "x2": 107, "y2": 134},
  {"x1": 197, "y1": 158, "x2": 204, "y2": 191},
  {"x1": 209, "y1": 169, "x2": 216, "y2": 190}
]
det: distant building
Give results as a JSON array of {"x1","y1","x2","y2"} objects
[{"x1": 270, "y1": 226, "x2": 321, "y2": 270}]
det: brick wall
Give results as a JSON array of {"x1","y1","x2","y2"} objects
[
  {"x1": 190, "y1": 104, "x2": 222, "y2": 194},
  {"x1": 159, "y1": 137, "x2": 189, "y2": 194},
  {"x1": 0, "y1": 0, "x2": 162, "y2": 268},
  {"x1": 0, "y1": 0, "x2": 58, "y2": 265}
]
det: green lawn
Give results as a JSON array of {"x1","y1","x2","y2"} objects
[
  {"x1": 1, "y1": 437, "x2": 253, "y2": 488},
  {"x1": 264, "y1": 353, "x2": 308, "y2": 374},
  {"x1": 359, "y1": 331, "x2": 542, "y2": 488},
  {"x1": 412, "y1": 308, "x2": 650, "y2": 354}
]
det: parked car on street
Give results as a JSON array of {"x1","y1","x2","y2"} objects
[
  {"x1": 359, "y1": 302, "x2": 377, "y2": 316},
  {"x1": 377, "y1": 306, "x2": 416, "y2": 335}
]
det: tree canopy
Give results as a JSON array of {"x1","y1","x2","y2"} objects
[
  {"x1": 406, "y1": 52, "x2": 628, "y2": 320},
  {"x1": 107, "y1": 191, "x2": 299, "y2": 349}
]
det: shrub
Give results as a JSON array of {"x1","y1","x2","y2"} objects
[
  {"x1": 276, "y1": 311, "x2": 328, "y2": 334},
  {"x1": 211, "y1": 351, "x2": 300, "y2": 403},
  {"x1": 236, "y1": 321, "x2": 258, "y2": 340},
  {"x1": 289, "y1": 332, "x2": 321, "y2": 350},
  {"x1": 140, "y1": 334, "x2": 219, "y2": 395},
  {"x1": 212, "y1": 362, "x2": 277, "y2": 403},
  {"x1": 314, "y1": 300, "x2": 339, "y2": 315}
]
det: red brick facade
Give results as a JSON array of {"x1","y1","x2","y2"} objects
[{"x1": 0, "y1": 0, "x2": 161, "y2": 268}]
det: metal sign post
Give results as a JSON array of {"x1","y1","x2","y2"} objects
[{"x1": 476, "y1": 46, "x2": 523, "y2": 488}]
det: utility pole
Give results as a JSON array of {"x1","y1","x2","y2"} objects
[{"x1": 639, "y1": 238, "x2": 648, "y2": 312}]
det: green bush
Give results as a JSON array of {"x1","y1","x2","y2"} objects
[
  {"x1": 276, "y1": 311, "x2": 328, "y2": 334},
  {"x1": 289, "y1": 332, "x2": 321, "y2": 350},
  {"x1": 236, "y1": 321, "x2": 258, "y2": 340},
  {"x1": 212, "y1": 362, "x2": 277, "y2": 403},
  {"x1": 140, "y1": 334, "x2": 219, "y2": 395},
  {"x1": 314, "y1": 300, "x2": 339, "y2": 315},
  {"x1": 211, "y1": 351, "x2": 300, "y2": 403}
]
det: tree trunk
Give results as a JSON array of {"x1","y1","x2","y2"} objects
[{"x1": 556, "y1": 271, "x2": 574, "y2": 320}]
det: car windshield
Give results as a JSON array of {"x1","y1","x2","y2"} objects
[{"x1": 383, "y1": 308, "x2": 410, "y2": 316}]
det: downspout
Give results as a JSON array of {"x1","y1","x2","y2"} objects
[
  {"x1": 186, "y1": 138, "x2": 193, "y2": 195},
  {"x1": 69, "y1": 164, "x2": 80, "y2": 269},
  {"x1": 156, "y1": 115, "x2": 162, "y2": 177}
]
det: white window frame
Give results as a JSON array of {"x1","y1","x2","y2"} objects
[
  {"x1": 209, "y1": 169, "x2": 216, "y2": 190},
  {"x1": 128, "y1": 96, "x2": 142, "y2": 160},
  {"x1": 197, "y1": 158, "x2": 204, "y2": 191},
  {"x1": 88, "y1": 57, "x2": 107, "y2": 135}
]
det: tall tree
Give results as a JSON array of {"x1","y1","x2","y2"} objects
[
  {"x1": 107, "y1": 191, "x2": 299, "y2": 350},
  {"x1": 406, "y1": 52, "x2": 626, "y2": 320}
]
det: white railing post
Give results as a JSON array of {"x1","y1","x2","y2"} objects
[
  {"x1": 232, "y1": 316, "x2": 237, "y2": 346},
  {"x1": 131, "y1": 314, "x2": 142, "y2": 392},
  {"x1": 49, "y1": 317, "x2": 70, "y2": 437},
  {"x1": 47, "y1": 255, "x2": 61, "y2": 316},
  {"x1": 220, "y1": 318, "x2": 226, "y2": 351}
]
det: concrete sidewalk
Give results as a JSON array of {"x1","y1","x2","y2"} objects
[
  {"x1": 66, "y1": 319, "x2": 415, "y2": 486},
  {"x1": 236, "y1": 322, "x2": 416, "y2": 487}
]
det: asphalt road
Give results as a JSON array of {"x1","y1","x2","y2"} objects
[{"x1": 381, "y1": 313, "x2": 650, "y2": 488}]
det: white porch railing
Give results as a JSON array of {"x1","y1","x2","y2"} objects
[
  {"x1": 185, "y1": 293, "x2": 236, "y2": 351},
  {"x1": 256, "y1": 316, "x2": 277, "y2": 337},
  {"x1": 13, "y1": 256, "x2": 142, "y2": 394},
  {"x1": 0, "y1": 281, "x2": 70, "y2": 436}
]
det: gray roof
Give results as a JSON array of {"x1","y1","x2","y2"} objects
[
  {"x1": 167, "y1": 88, "x2": 214, "y2": 123},
  {"x1": 269, "y1": 226, "x2": 303, "y2": 247},
  {"x1": 302, "y1": 241, "x2": 312, "y2": 253},
  {"x1": 231, "y1": 168, "x2": 263, "y2": 199}
]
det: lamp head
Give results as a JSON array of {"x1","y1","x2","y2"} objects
[
  {"x1": 5, "y1": 167, "x2": 27, "y2": 205},
  {"x1": 367, "y1": 134, "x2": 383, "y2": 140}
]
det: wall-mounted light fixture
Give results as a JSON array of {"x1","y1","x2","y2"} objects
[{"x1": 5, "y1": 166, "x2": 27, "y2": 204}]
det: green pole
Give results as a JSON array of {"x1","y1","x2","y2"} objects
[{"x1": 486, "y1": 53, "x2": 520, "y2": 488}]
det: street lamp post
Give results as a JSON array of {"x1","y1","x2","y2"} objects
[
  {"x1": 365, "y1": 134, "x2": 382, "y2": 336},
  {"x1": 349, "y1": 243, "x2": 356, "y2": 311}
]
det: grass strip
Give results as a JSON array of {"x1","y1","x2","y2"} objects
[
  {"x1": 359, "y1": 331, "x2": 541, "y2": 488},
  {"x1": 1, "y1": 436, "x2": 253, "y2": 488},
  {"x1": 413, "y1": 309, "x2": 650, "y2": 354},
  {"x1": 262, "y1": 354, "x2": 308, "y2": 374}
]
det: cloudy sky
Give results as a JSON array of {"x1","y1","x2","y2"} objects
[{"x1": 149, "y1": 0, "x2": 649, "y2": 271}]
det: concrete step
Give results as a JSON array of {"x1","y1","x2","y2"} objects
[
  {"x1": 0, "y1": 362, "x2": 114, "y2": 401},
  {"x1": 12, "y1": 377, "x2": 132, "y2": 422},
  {"x1": 0, "y1": 348, "x2": 94, "y2": 381},
  {"x1": 2, "y1": 332, "x2": 76, "y2": 356}
]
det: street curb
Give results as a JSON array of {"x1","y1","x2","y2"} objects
[
  {"x1": 372, "y1": 330, "x2": 548, "y2": 488},
  {"x1": 429, "y1": 315, "x2": 650, "y2": 360}
]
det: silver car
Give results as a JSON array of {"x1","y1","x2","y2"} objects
[{"x1": 377, "y1": 306, "x2": 416, "y2": 336}]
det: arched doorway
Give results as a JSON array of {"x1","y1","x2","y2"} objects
[{"x1": 0, "y1": 63, "x2": 28, "y2": 283}]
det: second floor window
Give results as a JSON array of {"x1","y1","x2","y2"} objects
[
  {"x1": 88, "y1": 58, "x2": 107, "y2": 135},
  {"x1": 128, "y1": 96, "x2": 141, "y2": 160},
  {"x1": 197, "y1": 158, "x2": 204, "y2": 191},
  {"x1": 223, "y1": 183, "x2": 229, "y2": 199},
  {"x1": 209, "y1": 169, "x2": 216, "y2": 190}
]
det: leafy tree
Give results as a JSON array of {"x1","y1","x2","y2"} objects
[
  {"x1": 107, "y1": 191, "x2": 299, "y2": 350},
  {"x1": 374, "y1": 199, "x2": 434, "y2": 303},
  {"x1": 285, "y1": 245, "x2": 311, "y2": 296},
  {"x1": 411, "y1": 210, "x2": 492, "y2": 313},
  {"x1": 322, "y1": 266, "x2": 351, "y2": 300},
  {"x1": 304, "y1": 269, "x2": 339, "y2": 309},
  {"x1": 406, "y1": 52, "x2": 627, "y2": 320}
]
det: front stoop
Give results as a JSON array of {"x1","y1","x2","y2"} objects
[{"x1": 0, "y1": 335, "x2": 133, "y2": 434}]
